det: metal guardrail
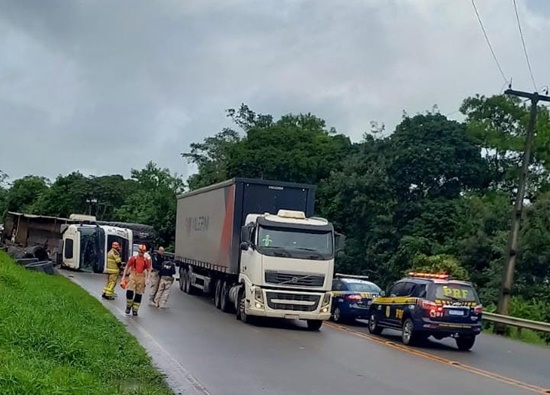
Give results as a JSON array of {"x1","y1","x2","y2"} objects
[{"x1": 482, "y1": 311, "x2": 550, "y2": 333}]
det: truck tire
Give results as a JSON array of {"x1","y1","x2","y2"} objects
[
  {"x1": 24, "y1": 261, "x2": 54, "y2": 275},
  {"x1": 214, "y1": 279, "x2": 222, "y2": 309},
  {"x1": 307, "y1": 320, "x2": 323, "y2": 331},
  {"x1": 179, "y1": 267, "x2": 186, "y2": 291},
  {"x1": 220, "y1": 281, "x2": 232, "y2": 313},
  {"x1": 237, "y1": 289, "x2": 251, "y2": 324}
]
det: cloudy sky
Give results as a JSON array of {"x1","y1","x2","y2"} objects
[{"x1": 1, "y1": 0, "x2": 549, "y2": 182}]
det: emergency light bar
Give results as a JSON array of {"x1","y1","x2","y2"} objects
[
  {"x1": 407, "y1": 272, "x2": 449, "y2": 280},
  {"x1": 334, "y1": 273, "x2": 370, "y2": 280}
]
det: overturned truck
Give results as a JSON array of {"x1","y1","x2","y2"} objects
[{"x1": 1, "y1": 211, "x2": 156, "y2": 273}]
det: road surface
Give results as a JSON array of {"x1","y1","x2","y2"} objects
[{"x1": 62, "y1": 270, "x2": 550, "y2": 395}]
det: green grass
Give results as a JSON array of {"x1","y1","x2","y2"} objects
[
  {"x1": 0, "y1": 252, "x2": 173, "y2": 395},
  {"x1": 482, "y1": 325, "x2": 550, "y2": 348}
]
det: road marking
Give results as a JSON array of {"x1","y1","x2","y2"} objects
[
  {"x1": 326, "y1": 322, "x2": 550, "y2": 394},
  {"x1": 63, "y1": 272, "x2": 211, "y2": 395}
]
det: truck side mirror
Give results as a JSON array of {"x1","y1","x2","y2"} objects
[
  {"x1": 335, "y1": 232, "x2": 346, "y2": 253},
  {"x1": 240, "y1": 242, "x2": 249, "y2": 251},
  {"x1": 379, "y1": 290, "x2": 386, "y2": 297}
]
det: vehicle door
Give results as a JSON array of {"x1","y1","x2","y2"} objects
[
  {"x1": 331, "y1": 279, "x2": 347, "y2": 313},
  {"x1": 378, "y1": 282, "x2": 404, "y2": 326},
  {"x1": 62, "y1": 227, "x2": 80, "y2": 269},
  {"x1": 389, "y1": 281, "x2": 415, "y2": 326}
]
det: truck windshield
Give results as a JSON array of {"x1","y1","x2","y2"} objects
[
  {"x1": 257, "y1": 226, "x2": 333, "y2": 259},
  {"x1": 79, "y1": 227, "x2": 103, "y2": 272}
]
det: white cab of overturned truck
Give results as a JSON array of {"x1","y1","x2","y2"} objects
[
  {"x1": 234, "y1": 209, "x2": 335, "y2": 329},
  {"x1": 61, "y1": 222, "x2": 133, "y2": 273}
]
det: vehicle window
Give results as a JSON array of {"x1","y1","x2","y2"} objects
[
  {"x1": 388, "y1": 282, "x2": 405, "y2": 296},
  {"x1": 64, "y1": 238, "x2": 74, "y2": 259},
  {"x1": 258, "y1": 226, "x2": 333, "y2": 255},
  {"x1": 348, "y1": 282, "x2": 381, "y2": 293},
  {"x1": 411, "y1": 284, "x2": 427, "y2": 298},
  {"x1": 400, "y1": 282, "x2": 415, "y2": 296},
  {"x1": 430, "y1": 283, "x2": 479, "y2": 302},
  {"x1": 332, "y1": 280, "x2": 344, "y2": 291}
]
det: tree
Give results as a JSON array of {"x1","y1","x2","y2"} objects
[
  {"x1": 115, "y1": 161, "x2": 185, "y2": 248},
  {"x1": 0, "y1": 170, "x2": 8, "y2": 217},
  {"x1": 182, "y1": 104, "x2": 353, "y2": 189},
  {"x1": 460, "y1": 94, "x2": 550, "y2": 195},
  {"x1": 5, "y1": 175, "x2": 50, "y2": 213},
  {"x1": 387, "y1": 112, "x2": 489, "y2": 202}
]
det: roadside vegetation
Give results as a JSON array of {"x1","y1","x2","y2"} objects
[
  {"x1": 0, "y1": 252, "x2": 173, "y2": 395},
  {"x1": 1, "y1": 93, "x2": 550, "y2": 345}
]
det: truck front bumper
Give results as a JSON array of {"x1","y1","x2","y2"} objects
[{"x1": 246, "y1": 287, "x2": 332, "y2": 321}]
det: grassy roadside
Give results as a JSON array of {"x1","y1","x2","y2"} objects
[
  {"x1": 0, "y1": 251, "x2": 173, "y2": 395},
  {"x1": 482, "y1": 326, "x2": 549, "y2": 348}
]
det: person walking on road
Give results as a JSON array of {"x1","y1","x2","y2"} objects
[
  {"x1": 122, "y1": 244, "x2": 151, "y2": 316},
  {"x1": 149, "y1": 246, "x2": 165, "y2": 304},
  {"x1": 153, "y1": 258, "x2": 176, "y2": 309},
  {"x1": 102, "y1": 241, "x2": 122, "y2": 300}
]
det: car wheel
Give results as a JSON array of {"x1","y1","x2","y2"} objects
[
  {"x1": 333, "y1": 307, "x2": 344, "y2": 323},
  {"x1": 456, "y1": 336, "x2": 476, "y2": 351},
  {"x1": 368, "y1": 312, "x2": 383, "y2": 335},
  {"x1": 402, "y1": 318, "x2": 418, "y2": 346}
]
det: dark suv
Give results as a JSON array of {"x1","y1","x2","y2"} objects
[{"x1": 367, "y1": 272, "x2": 483, "y2": 351}]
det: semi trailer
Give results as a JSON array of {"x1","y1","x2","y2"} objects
[{"x1": 174, "y1": 178, "x2": 343, "y2": 330}]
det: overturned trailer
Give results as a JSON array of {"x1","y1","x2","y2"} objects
[{"x1": 2, "y1": 212, "x2": 156, "y2": 272}]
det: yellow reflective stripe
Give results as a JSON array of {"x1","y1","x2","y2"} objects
[{"x1": 372, "y1": 297, "x2": 418, "y2": 305}]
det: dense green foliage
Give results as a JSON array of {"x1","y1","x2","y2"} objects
[
  {"x1": 2, "y1": 94, "x2": 550, "y2": 341},
  {"x1": 0, "y1": 252, "x2": 172, "y2": 394},
  {"x1": 0, "y1": 162, "x2": 184, "y2": 248}
]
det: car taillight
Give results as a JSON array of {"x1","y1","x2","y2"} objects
[
  {"x1": 419, "y1": 299, "x2": 443, "y2": 314},
  {"x1": 474, "y1": 304, "x2": 483, "y2": 314},
  {"x1": 345, "y1": 294, "x2": 362, "y2": 301}
]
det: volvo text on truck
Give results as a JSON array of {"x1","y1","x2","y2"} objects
[{"x1": 174, "y1": 178, "x2": 344, "y2": 330}]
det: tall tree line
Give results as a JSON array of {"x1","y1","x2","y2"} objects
[{"x1": 1, "y1": 94, "x2": 549, "y2": 336}]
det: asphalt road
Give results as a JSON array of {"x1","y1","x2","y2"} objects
[{"x1": 62, "y1": 271, "x2": 550, "y2": 395}]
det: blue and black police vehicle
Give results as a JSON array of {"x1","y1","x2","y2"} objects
[
  {"x1": 331, "y1": 273, "x2": 382, "y2": 323},
  {"x1": 367, "y1": 272, "x2": 483, "y2": 351}
]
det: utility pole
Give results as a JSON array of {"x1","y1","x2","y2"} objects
[{"x1": 495, "y1": 88, "x2": 550, "y2": 335}]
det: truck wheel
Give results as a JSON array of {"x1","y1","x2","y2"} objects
[
  {"x1": 220, "y1": 281, "x2": 231, "y2": 313},
  {"x1": 307, "y1": 320, "x2": 323, "y2": 331},
  {"x1": 456, "y1": 336, "x2": 476, "y2": 351},
  {"x1": 214, "y1": 279, "x2": 222, "y2": 309},
  {"x1": 179, "y1": 267, "x2": 189, "y2": 292},
  {"x1": 237, "y1": 289, "x2": 251, "y2": 324}
]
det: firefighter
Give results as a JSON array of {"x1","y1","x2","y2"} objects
[
  {"x1": 102, "y1": 241, "x2": 122, "y2": 300},
  {"x1": 122, "y1": 244, "x2": 151, "y2": 316}
]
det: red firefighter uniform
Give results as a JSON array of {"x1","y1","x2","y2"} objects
[{"x1": 122, "y1": 244, "x2": 151, "y2": 316}]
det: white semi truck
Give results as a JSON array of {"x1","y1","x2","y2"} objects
[{"x1": 175, "y1": 178, "x2": 344, "y2": 330}]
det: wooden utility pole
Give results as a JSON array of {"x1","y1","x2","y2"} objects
[{"x1": 495, "y1": 89, "x2": 550, "y2": 334}]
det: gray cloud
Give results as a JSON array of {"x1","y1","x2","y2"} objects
[{"x1": 1, "y1": 0, "x2": 549, "y2": 181}]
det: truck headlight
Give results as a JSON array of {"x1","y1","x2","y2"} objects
[{"x1": 320, "y1": 292, "x2": 331, "y2": 313}]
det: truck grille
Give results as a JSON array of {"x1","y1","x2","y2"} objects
[
  {"x1": 264, "y1": 271, "x2": 325, "y2": 287},
  {"x1": 266, "y1": 292, "x2": 320, "y2": 312}
]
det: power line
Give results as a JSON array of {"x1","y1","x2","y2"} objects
[
  {"x1": 512, "y1": 0, "x2": 537, "y2": 91},
  {"x1": 471, "y1": 0, "x2": 508, "y2": 84}
]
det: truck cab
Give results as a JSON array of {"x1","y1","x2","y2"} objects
[
  {"x1": 60, "y1": 224, "x2": 133, "y2": 273},
  {"x1": 235, "y1": 209, "x2": 338, "y2": 330}
]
